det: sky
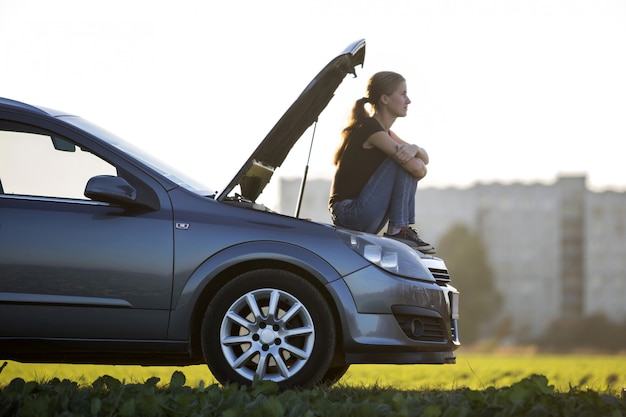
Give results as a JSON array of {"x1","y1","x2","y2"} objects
[{"x1": 2, "y1": 0, "x2": 625, "y2": 207}]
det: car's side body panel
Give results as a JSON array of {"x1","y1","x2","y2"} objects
[{"x1": 0, "y1": 189, "x2": 174, "y2": 342}]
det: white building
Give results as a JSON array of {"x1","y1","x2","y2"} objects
[{"x1": 585, "y1": 190, "x2": 626, "y2": 323}]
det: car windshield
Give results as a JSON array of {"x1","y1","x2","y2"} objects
[{"x1": 60, "y1": 115, "x2": 218, "y2": 197}]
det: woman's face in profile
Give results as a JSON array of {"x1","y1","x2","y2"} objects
[{"x1": 385, "y1": 81, "x2": 411, "y2": 118}]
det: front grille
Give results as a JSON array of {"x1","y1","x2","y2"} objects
[{"x1": 429, "y1": 267, "x2": 451, "y2": 285}]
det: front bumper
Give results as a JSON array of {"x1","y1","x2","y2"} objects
[{"x1": 330, "y1": 263, "x2": 460, "y2": 365}]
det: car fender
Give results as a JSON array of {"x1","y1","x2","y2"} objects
[{"x1": 167, "y1": 240, "x2": 343, "y2": 341}]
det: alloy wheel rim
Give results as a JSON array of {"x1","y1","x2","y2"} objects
[{"x1": 219, "y1": 288, "x2": 315, "y2": 382}]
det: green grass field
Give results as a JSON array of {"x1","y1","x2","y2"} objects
[{"x1": 2, "y1": 353, "x2": 625, "y2": 395}]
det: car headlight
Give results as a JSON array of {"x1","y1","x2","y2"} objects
[{"x1": 336, "y1": 229, "x2": 434, "y2": 282}]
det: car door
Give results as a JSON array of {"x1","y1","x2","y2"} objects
[{"x1": 0, "y1": 121, "x2": 174, "y2": 340}]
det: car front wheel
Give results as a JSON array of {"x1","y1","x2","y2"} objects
[{"x1": 201, "y1": 269, "x2": 336, "y2": 389}]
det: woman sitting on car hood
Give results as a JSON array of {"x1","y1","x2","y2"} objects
[{"x1": 328, "y1": 71, "x2": 435, "y2": 254}]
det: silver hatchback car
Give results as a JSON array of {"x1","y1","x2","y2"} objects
[{"x1": 0, "y1": 39, "x2": 459, "y2": 389}]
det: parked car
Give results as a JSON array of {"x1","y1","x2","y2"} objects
[{"x1": 0, "y1": 39, "x2": 459, "y2": 389}]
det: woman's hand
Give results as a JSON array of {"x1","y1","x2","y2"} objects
[
  {"x1": 365, "y1": 131, "x2": 429, "y2": 179},
  {"x1": 389, "y1": 131, "x2": 429, "y2": 165},
  {"x1": 394, "y1": 143, "x2": 419, "y2": 165},
  {"x1": 393, "y1": 144, "x2": 427, "y2": 179}
]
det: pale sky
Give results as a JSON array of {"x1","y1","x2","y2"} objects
[{"x1": 2, "y1": 0, "x2": 625, "y2": 207}]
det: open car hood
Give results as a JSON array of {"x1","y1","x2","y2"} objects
[{"x1": 217, "y1": 39, "x2": 366, "y2": 202}]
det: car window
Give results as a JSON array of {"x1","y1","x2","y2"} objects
[
  {"x1": 60, "y1": 115, "x2": 218, "y2": 197},
  {"x1": 0, "y1": 129, "x2": 116, "y2": 200}
]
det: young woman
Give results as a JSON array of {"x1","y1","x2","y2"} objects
[{"x1": 328, "y1": 71, "x2": 435, "y2": 254}]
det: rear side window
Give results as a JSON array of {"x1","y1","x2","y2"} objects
[{"x1": 0, "y1": 129, "x2": 115, "y2": 200}]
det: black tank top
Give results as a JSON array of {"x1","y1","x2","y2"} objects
[{"x1": 329, "y1": 118, "x2": 387, "y2": 207}]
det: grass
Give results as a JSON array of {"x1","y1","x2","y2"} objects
[
  {"x1": 1, "y1": 352, "x2": 625, "y2": 395},
  {"x1": 343, "y1": 354, "x2": 626, "y2": 394}
]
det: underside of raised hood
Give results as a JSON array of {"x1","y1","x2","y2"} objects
[{"x1": 218, "y1": 39, "x2": 366, "y2": 203}]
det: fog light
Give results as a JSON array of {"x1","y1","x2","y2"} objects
[{"x1": 410, "y1": 319, "x2": 425, "y2": 337}]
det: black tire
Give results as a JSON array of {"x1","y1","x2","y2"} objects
[{"x1": 201, "y1": 269, "x2": 336, "y2": 389}]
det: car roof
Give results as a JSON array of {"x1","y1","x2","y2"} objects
[
  {"x1": 0, "y1": 97, "x2": 73, "y2": 120},
  {"x1": 217, "y1": 39, "x2": 366, "y2": 202},
  {"x1": 0, "y1": 97, "x2": 50, "y2": 114}
]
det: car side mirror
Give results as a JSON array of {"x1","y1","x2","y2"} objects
[{"x1": 84, "y1": 175, "x2": 138, "y2": 206}]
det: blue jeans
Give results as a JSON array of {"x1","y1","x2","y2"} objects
[{"x1": 330, "y1": 158, "x2": 418, "y2": 234}]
